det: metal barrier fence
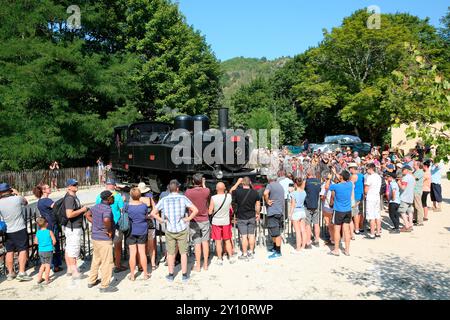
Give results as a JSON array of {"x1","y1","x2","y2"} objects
[{"x1": 0, "y1": 167, "x2": 102, "y2": 194}]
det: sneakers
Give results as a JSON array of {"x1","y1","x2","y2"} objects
[
  {"x1": 88, "y1": 279, "x2": 101, "y2": 288},
  {"x1": 216, "y1": 259, "x2": 224, "y2": 266},
  {"x1": 268, "y1": 252, "x2": 282, "y2": 259},
  {"x1": 375, "y1": 233, "x2": 381, "y2": 238},
  {"x1": 6, "y1": 273, "x2": 16, "y2": 281},
  {"x1": 16, "y1": 273, "x2": 32, "y2": 282},
  {"x1": 99, "y1": 286, "x2": 118, "y2": 293},
  {"x1": 312, "y1": 241, "x2": 320, "y2": 248},
  {"x1": 247, "y1": 252, "x2": 254, "y2": 260},
  {"x1": 305, "y1": 244, "x2": 312, "y2": 249},
  {"x1": 389, "y1": 229, "x2": 400, "y2": 234},
  {"x1": 166, "y1": 274, "x2": 175, "y2": 282},
  {"x1": 268, "y1": 247, "x2": 276, "y2": 253},
  {"x1": 367, "y1": 234, "x2": 376, "y2": 239},
  {"x1": 238, "y1": 254, "x2": 249, "y2": 261},
  {"x1": 182, "y1": 274, "x2": 190, "y2": 282}
]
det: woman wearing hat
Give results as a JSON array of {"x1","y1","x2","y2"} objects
[{"x1": 138, "y1": 182, "x2": 158, "y2": 271}]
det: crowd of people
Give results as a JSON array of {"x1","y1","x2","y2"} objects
[{"x1": 0, "y1": 144, "x2": 446, "y2": 293}]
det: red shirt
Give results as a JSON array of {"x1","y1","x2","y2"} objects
[{"x1": 185, "y1": 187, "x2": 210, "y2": 222}]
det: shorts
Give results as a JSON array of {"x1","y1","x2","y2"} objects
[
  {"x1": 267, "y1": 214, "x2": 283, "y2": 237},
  {"x1": 291, "y1": 208, "x2": 306, "y2": 221},
  {"x1": 148, "y1": 228, "x2": 156, "y2": 240},
  {"x1": 305, "y1": 208, "x2": 320, "y2": 225},
  {"x1": 366, "y1": 199, "x2": 381, "y2": 220},
  {"x1": 430, "y1": 183, "x2": 442, "y2": 202},
  {"x1": 351, "y1": 201, "x2": 363, "y2": 217},
  {"x1": 39, "y1": 251, "x2": 53, "y2": 265},
  {"x1": 5, "y1": 228, "x2": 28, "y2": 253},
  {"x1": 211, "y1": 224, "x2": 232, "y2": 241},
  {"x1": 237, "y1": 217, "x2": 256, "y2": 235},
  {"x1": 332, "y1": 211, "x2": 352, "y2": 226},
  {"x1": 166, "y1": 229, "x2": 189, "y2": 255},
  {"x1": 126, "y1": 234, "x2": 147, "y2": 245},
  {"x1": 63, "y1": 227, "x2": 82, "y2": 258},
  {"x1": 189, "y1": 220, "x2": 211, "y2": 245},
  {"x1": 113, "y1": 228, "x2": 124, "y2": 245},
  {"x1": 398, "y1": 201, "x2": 414, "y2": 215},
  {"x1": 421, "y1": 191, "x2": 429, "y2": 208}
]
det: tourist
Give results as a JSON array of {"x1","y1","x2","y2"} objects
[
  {"x1": 126, "y1": 188, "x2": 150, "y2": 281},
  {"x1": 85, "y1": 190, "x2": 118, "y2": 292},
  {"x1": 185, "y1": 173, "x2": 211, "y2": 272},
  {"x1": 304, "y1": 169, "x2": 321, "y2": 248},
  {"x1": 64, "y1": 178, "x2": 88, "y2": 279},
  {"x1": 34, "y1": 217, "x2": 56, "y2": 285},
  {"x1": 49, "y1": 161, "x2": 59, "y2": 191},
  {"x1": 398, "y1": 166, "x2": 415, "y2": 232},
  {"x1": 413, "y1": 161, "x2": 425, "y2": 226},
  {"x1": 138, "y1": 182, "x2": 158, "y2": 271},
  {"x1": 320, "y1": 172, "x2": 335, "y2": 245},
  {"x1": 289, "y1": 177, "x2": 307, "y2": 253},
  {"x1": 95, "y1": 179, "x2": 127, "y2": 273},
  {"x1": 151, "y1": 180, "x2": 199, "y2": 282},
  {"x1": 326, "y1": 170, "x2": 352, "y2": 256},
  {"x1": 85, "y1": 166, "x2": 91, "y2": 186},
  {"x1": 0, "y1": 183, "x2": 32, "y2": 281},
  {"x1": 385, "y1": 172, "x2": 401, "y2": 233},
  {"x1": 96, "y1": 157, "x2": 104, "y2": 184},
  {"x1": 430, "y1": 159, "x2": 444, "y2": 212},
  {"x1": 364, "y1": 163, "x2": 382, "y2": 239},
  {"x1": 231, "y1": 177, "x2": 261, "y2": 260},
  {"x1": 209, "y1": 182, "x2": 234, "y2": 265},
  {"x1": 263, "y1": 175, "x2": 285, "y2": 259},
  {"x1": 422, "y1": 160, "x2": 432, "y2": 221},
  {"x1": 348, "y1": 163, "x2": 364, "y2": 235},
  {"x1": 33, "y1": 184, "x2": 62, "y2": 272}
]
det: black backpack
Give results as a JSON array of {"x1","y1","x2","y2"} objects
[{"x1": 53, "y1": 194, "x2": 70, "y2": 228}]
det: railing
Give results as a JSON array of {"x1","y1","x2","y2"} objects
[{"x1": 0, "y1": 167, "x2": 104, "y2": 194}]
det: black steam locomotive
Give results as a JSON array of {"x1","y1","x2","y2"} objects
[{"x1": 110, "y1": 108, "x2": 261, "y2": 192}]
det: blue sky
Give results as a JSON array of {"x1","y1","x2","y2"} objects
[{"x1": 177, "y1": 0, "x2": 449, "y2": 61}]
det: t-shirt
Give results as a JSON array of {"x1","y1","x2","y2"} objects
[
  {"x1": 329, "y1": 182, "x2": 353, "y2": 212},
  {"x1": 389, "y1": 181, "x2": 400, "y2": 204},
  {"x1": 211, "y1": 194, "x2": 232, "y2": 226},
  {"x1": 414, "y1": 169, "x2": 424, "y2": 195},
  {"x1": 365, "y1": 173, "x2": 382, "y2": 201},
  {"x1": 320, "y1": 182, "x2": 334, "y2": 211},
  {"x1": 95, "y1": 190, "x2": 124, "y2": 224},
  {"x1": 278, "y1": 177, "x2": 293, "y2": 200},
  {"x1": 265, "y1": 182, "x2": 285, "y2": 216},
  {"x1": 64, "y1": 194, "x2": 83, "y2": 229},
  {"x1": 232, "y1": 188, "x2": 260, "y2": 220},
  {"x1": 127, "y1": 203, "x2": 148, "y2": 236},
  {"x1": 36, "y1": 229, "x2": 54, "y2": 252},
  {"x1": 291, "y1": 190, "x2": 306, "y2": 210},
  {"x1": 431, "y1": 163, "x2": 443, "y2": 184},
  {"x1": 423, "y1": 170, "x2": 431, "y2": 192},
  {"x1": 37, "y1": 198, "x2": 55, "y2": 229},
  {"x1": 354, "y1": 173, "x2": 365, "y2": 201},
  {"x1": 90, "y1": 202, "x2": 113, "y2": 241},
  {"x1": 304, "y1": 178, "x2": 321, "y2": 209},
  {"x1": 185, "y1": 187, "x2": 210, "y2": 222},
  {"x1": 0, "y1": 195, "x2": 27, "y2": 233},
  {"x1": 400, "y1": 174, "x2": 415, "y2": 203}
]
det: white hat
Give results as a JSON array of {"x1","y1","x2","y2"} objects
[
  {"x1": 137, "y1": 182, "x2": 150, "y2": 194},
  {"x1": 347, "y1": 163, "x2": 358, "y2": 169}
]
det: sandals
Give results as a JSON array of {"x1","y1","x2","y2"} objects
[
  {"x1": 328, "y1": 251, "x2": 340, "y2": 256},
  {"x1": 127, "y1": 275, "x2": 135, "y2": 281},
  {"x1": 344, "y1": 251, "x2": 350, "y2": 257},
  {"x1": 143, "y1": 274, "x2": 151, "y2": 280},
  {"x1": 152, "y1": 265, "x2": 157, "y2": 271}
]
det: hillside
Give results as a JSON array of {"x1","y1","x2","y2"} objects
[{"x1": 220, "y1": 56, "x2": 290, "y2": 106}]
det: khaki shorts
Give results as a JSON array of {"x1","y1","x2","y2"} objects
[
  {"x1": 398, "y1": 201, "x2": 414, "y2": 215},
  {"x1": 165, "y1": 229, "x2": 189, "y2": 255}
]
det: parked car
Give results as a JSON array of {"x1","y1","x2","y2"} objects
[{"x1": 323, "y1": 135, "x2": 371, "y2": 155}]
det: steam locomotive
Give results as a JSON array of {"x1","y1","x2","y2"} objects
[{"x1": 110, "y1": 108, "x2": 262, "y2": 192}]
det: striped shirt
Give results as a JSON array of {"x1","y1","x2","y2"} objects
[{"x1": 155, "y1": 193, "x2": 193, "y2": 233}]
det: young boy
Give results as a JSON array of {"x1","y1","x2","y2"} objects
[
  {"x1": 34, "y1": 217, "x2": 56, "y2": 284},
  {"x1": 385, "y1": 172, "x2": 401, "y2": 233}
]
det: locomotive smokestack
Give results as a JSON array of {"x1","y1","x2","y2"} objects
[{"x1": 218, "y1": 108, "x2": 229, "y2": 131}]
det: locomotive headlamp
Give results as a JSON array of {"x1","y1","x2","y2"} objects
[{"x1": 214, "y1": 170, "x2": 224, "y2": 179}]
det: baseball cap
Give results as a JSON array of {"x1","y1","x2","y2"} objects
[
  {"x1": 100, "y1": 190, "x2": 113, "y2": 200},
  {"x1": 384, "y1": 171, "x2": 397, "y2": 179},
  {"x1": 106, "y1": 178, "x2": 116, "y2": 185},
  {"x1": 403, "y1": 165, "x2": 412, "y2": 171},
  {"x1": 0, "y1": 183, "x2": 11, "y2": 192},
  {"x1": 169, "y1": 179, "x2": 181, "y2": 187},
  {"x1": 66, "y1": 178, "x2": 78, "y2": 187},
  {"x1": 387, "y1": 164, "x2": 395, "y2": 170},
  {"x1": 347, "y1": 163, "x2": 358, "y2": 169}
]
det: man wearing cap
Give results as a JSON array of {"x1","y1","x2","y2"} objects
[
  {"x1": 85, "y1": 191, "x2": 118, "y2": 293},
  {"x1": 95, "y1": 178, "x2": 126, "y2": 273},
  {"x1": 0, "y1": 183, "x2": 32, "y2": 281},
  {"x1": 413, "y1": 161, "x2": 425, "y2": 226},
  {"x1": 397, "y1": 166, "x2": 415, "y2": 232},
  {"x1": 64, "y1": 178, "x2": 89, "y2": 279},
  {"x1": 151, "y1": 180, "x2": 198, "y2": 282},
  {"x1": 348, "y1": 163, "x2": 364, "y2": 235}
]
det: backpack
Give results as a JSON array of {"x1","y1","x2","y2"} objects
[
  {"x1": 52, "y1": 194, "x2": 70, "y2": 228},
  {"x1": 117, "y1": 203, "x2": 130, "y2": 233},
  {"x1": 0, "y1": 219, "x2": 6, "y2": 236}
]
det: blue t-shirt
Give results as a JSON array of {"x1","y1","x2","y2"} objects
[
  {"x1": 329, "y1": 181, "x2": 353, "y2": 212},
  {"x1": 96, "y1": 190, "x2": 124, "y2": 224},
  {"x1": 90, "y1": 202, "x2": 113, "y2": 241},
  {"x1": 291, "y1": 190, "x2": 306, "y2": 210},
  {"x1": 37, "y1": 198, "x2": 55, "y2": 229},
  {"x1": 305, "y1": 178, "x2": 321, "y2": 209},
  {"x1": 389, "y1": 181, "x2": 400, "y2": 204},
  {"x1": 354, "y1": 173, "x2": 365, "y2": 201},
  {"x1": 127, "y1": 203, "x2": 148, "y2": 236},
  {"x1": 36, "y1": 229, "x2": 53, "y2": 252}
]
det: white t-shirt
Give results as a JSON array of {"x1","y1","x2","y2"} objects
[
  {"x1": 211, "y1": 194, "x2": 232, "y2": 226},
  {"x1": 365, "y1": 173, "x2": 382, "y2": 201},
  {"x1": 320, "y1": 182, "x2": 333, "y2": 210}
]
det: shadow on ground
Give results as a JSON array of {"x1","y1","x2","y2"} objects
[{"x1": 332, "y1": 254, "x2": 450, "y2": 299}]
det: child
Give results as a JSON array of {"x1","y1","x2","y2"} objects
[{"x1": 34, "y1": 217, "x2": 56, "y2": 284}]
